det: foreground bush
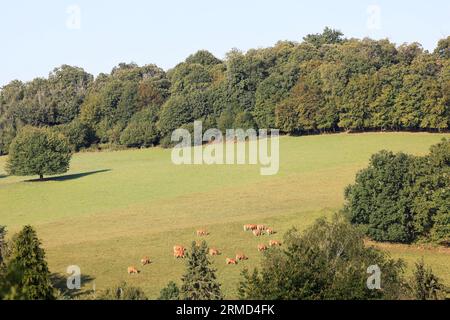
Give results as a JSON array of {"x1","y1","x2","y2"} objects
[
  {"x1": 238, "y1": 214, "x2": 405, "y2": 300},
  {"x1": 97, "y1": 282, "x2": 147, "y2": 300}
]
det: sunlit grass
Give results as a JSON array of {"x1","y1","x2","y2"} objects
[{"x1": 0, "y1": 132, "x2": 449, "y2": 298}]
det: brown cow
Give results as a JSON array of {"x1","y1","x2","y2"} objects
[
  {"x1": 244, "y1": 224, "x2": 258, "y2": 231},
  {"x1": 258, "y1": 244, "x2": 268, "y2": 252},
  {"x1": 196, "y1": 229, "x2": 209, "y2": 236},
  {"x1": 235, "y1": 253, "x2": 248, "y2": 261},
  {"x1": 269, "y1": 240, "x2": 282, "y2": 247},
  {"x1": 257, "y1": 224, "x2": 266, "y2": 231},
  {"x1": 265, "y1": 227, "x2": 275, "y2": 235},
  {"x1": 141, "y1": 256, "x2": 151, "y2": 266},
  {"x1": 209, "y1": 248, "x2": 220, "y2": 256},
  {"x1": 252, "y1": 229, "x2": 262, "y2": 237},
  {"x1": 173, "y1": 245, "x2": 186, "y2": 258},
  {"x1": 127, "y1": 266, "x2": 139, "y2": 274},
  {"x1": 226, "y1": 258, "x2": 238, "y2": 265}
]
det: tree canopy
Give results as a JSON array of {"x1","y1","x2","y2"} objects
[{"x1": 0, "y1": 29, "x2": 449, "y2": 155}]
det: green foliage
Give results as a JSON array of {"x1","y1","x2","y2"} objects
[
  {"x1": 238, "y1": 214, "x2": 405, "y2": 300},
  {"x1": 0, "y1": 226, "x2": 6, "y2": 266},
  {"x1": 345, "y1": 139, "x2": 450, "y2": 244},
  {"x1": 6, "y1": 126, "x2": 72, "y2": 180},
  {"x1": 158, "y1": 281, "x2": 180, "y2": 300},
  {"x1": 303, "y1": 27, "x2": 345, "y2": 48},
  {"x1": 97, "y1": 281, "x2": 147, "y2": 300},
  {"x1": 409, "y1": 259, "x2": 446, "y2": 300},
  {"x1": 120, "y1": 107, "x2": 159, "y2": 147},
  {"x1": 1, "y1": 226, "x2": 55, "y2": 300},
  {"x1": 0, "y1": 30, "x2": 449, "y2": 152},
  {"x1": 180, "y1": 241, "x2": 223, "y2": 300},
  {"x1": 53, "y1": 119, "x2": 96, "y2": 151}
]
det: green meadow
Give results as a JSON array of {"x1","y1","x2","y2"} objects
[{"x1": 0, "y1": 132, "x2": 449, "y2": 298}]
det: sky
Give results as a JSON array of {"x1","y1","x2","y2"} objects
[{"x1": 0, "y1": 0, "x2": 449, "y2": 86}]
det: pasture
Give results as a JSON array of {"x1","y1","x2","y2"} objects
[{"x1": 0, "y1": 132, "x2": 449, "y2": 298}]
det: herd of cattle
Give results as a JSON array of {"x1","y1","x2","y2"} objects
[{"x1": 127, "y1": 224, "x2": 281, "y2": 274}]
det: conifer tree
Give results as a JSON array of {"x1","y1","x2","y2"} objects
[
  {"x1": 2, "y1": 225, "x2": 55, "y2": 300},
  {"x1": 180, "y1": 241, "x2": 223, "y2": 300}
]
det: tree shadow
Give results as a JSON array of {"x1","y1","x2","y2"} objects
[
  {"x1": 0, "y1": 174, "x2": 6, "y2": 179},
  {"x1": 26, "y1": 169, "x2": 111, "y2": 182},
  {"x1": 51, "y1": 272, "x2": 96, "y2": 299}
]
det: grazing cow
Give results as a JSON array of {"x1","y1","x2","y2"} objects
[
  {"x1": 209, "y1": 248, "x2": 220, "y2": 256},
  {"x1": 226, "y1": 258, "x2": 238, "y2": 265},
  {"x1": 173, "y1": 245, "x2": 186, "y2": 258},
  {"x1": 257, "y1": 224, "x2": 266, "y2": 231},
  {"x1": 127, "y1": 266, "x2": 139, "y2": 274},
  {"x1": 269, "y1": 240, "x2": 282, "y2": 247},
  {"x1": 235, "y1": 253, "x2": 248, "y2": 261},
  {"x1": 258, "y1": 244, "x2": 268, "y2": 252},
  {"x1": 252, "y1": 229, "x2": 262, "y2": 237},
  {"x1": 265, "y1": 228, "x2": 275, "y2": 235},
  {"x1": 196, "y1": 229, "x2": 209, "y2": 236},
  {"x1": 244, "y1": 224, "x2": 258, "y2": 231},
  {"x1": 141, "y1": 256, "x2": 151, "y2": 266}
]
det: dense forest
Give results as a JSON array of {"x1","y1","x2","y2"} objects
[{"x1": 0, "y1": 28, "x2": 449, "y2": 155}]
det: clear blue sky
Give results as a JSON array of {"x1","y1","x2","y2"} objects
[{"x1": 1, "y1": 0, "x2": 449, "y2": 86}]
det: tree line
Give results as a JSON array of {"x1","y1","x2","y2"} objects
[{"x1": 1, "y1": 28, "x2": 449, "y2": 155}]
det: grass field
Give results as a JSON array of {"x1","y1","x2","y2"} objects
[{"x1": 0, "y1": 132, "x2": 449, "y2": 298}]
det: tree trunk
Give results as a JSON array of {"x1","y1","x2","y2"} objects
[{"x1": 39, "y1": 174, "x2": 44, "y2": 181}]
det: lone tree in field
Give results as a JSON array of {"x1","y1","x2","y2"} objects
[
  {"x1": 181, "y1": 241, "x2": 223, "y2": 300},
  {"x1": 6, "y1": 126, "x2": 71, "y2": 181},
  {"x1": 1, "y1": 225, "x2": 55, "y2": 300}
]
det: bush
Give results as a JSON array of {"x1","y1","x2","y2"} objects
[
  {"x1": 97, "y1": 282, "x2": 147, "y2": 300},
  {"x1": 238, "y1": 214, "x2": 405, "y2": 300},
  {"x1": 54, "y1": 119, "x2": 96, "y2": 152},
  {"x1": 120, "y1": 107, "x2": 159, "y2": 147},
  {"x1": 158, "y1": 281, "x2": 180, "y2": 300},
  {"x1": 408, "y1": 259, "x2": 446, "y2": 300}
]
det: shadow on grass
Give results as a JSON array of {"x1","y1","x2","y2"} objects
[
  {"x1": 51, "y1": 273, "x2": 96, "y2": 299},
  {"x1": 0, "y1": 174, "x2": 6, "y2": 179},
  {"x1": 26, "y1": 169, "x2": 111, "y2": 182}
]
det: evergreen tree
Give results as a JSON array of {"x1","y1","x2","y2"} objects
[
  {"x1": 158, "y1": 281, "x2": 180, "y2": 300},
  {"x1": 2, "y1": 226, "x2": 55, "y2": 300},
  {"x1": 180, "y1": 241, "x2": 223, "y2": 300}
]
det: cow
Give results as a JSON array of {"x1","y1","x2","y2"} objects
[
  {"x1": 209, "y1": 248, "x2": 220, "y2": 256},
  {"x1": 252, "y1": 229, "x2": 262, "y2": 237},
  {"x1": 226, "y1": 258, "x2": 238, "y2": 265},
  {"x1": 173, "y1": 245, "x2": 186, "y2": 258},
  {"x1": 127, "y1": 266, "x2": 139, "y2": 274},
  {"x1": 269, "y1": 240, "x2": 282, "y2": 247},
  {"x1": 235, "y1": 253, "x2": 248, "y2": 261},
  {"x1": 141, "y1": 256, "x2": 151, "y2": 266},
  {"x1": 196, "y1": 229, "x2": 209, "y2": 236},
  {"x1": 265, "y1": 227, "x2": 275, "y2": 235},
  {"x1": 257, "y1": 224, "x2": 266, "y2": 231},
  {"x1": 244, "y1": 224, "x2": 257, "y2": 231},
  {"x1": 258, "y1": 244, "x2": 268, "y2": 252}
]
